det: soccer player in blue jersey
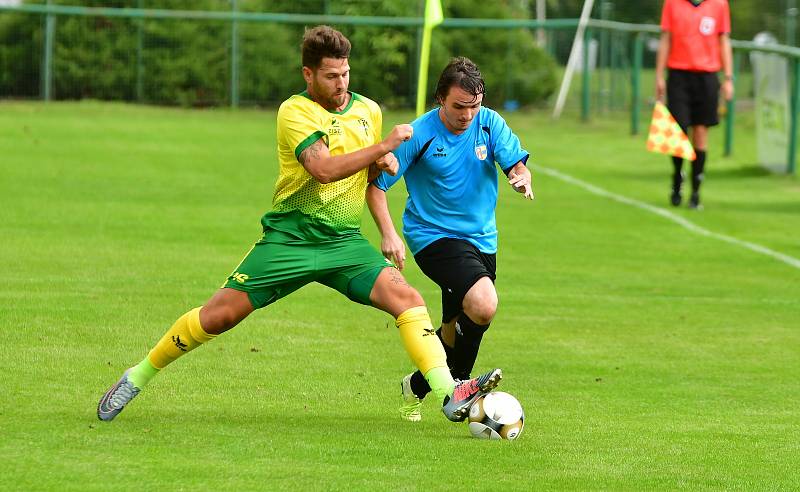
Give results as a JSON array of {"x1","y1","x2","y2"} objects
[{"x1": 366, "y1": 57, "x2": 533, "y2": 421}]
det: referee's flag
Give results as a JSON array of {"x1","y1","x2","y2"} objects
[{"x1": 646, "y1": 102, "x2": 696, "y2": 161}]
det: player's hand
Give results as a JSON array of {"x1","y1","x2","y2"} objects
[
  {"x1": 375, "y1": 152, "x2": 399, "y2": 176},
  {"x1": 384, "y1": 124, "x2": 413, "y2": 151},
  {"x1": 367, "y1": 162, "x2": 380, "y2": 182},
  {"x1": 508, "y1": 165, "x2": 534, "y2": 200},
  {"x1": 655, "y1": 77, "x2": 666, "y2": 103},
  {"x1": 381, "y1": 229, "x2": 407, "y2": 271},
  {"x1": 721, "y1": 79, "x2": 734, "y2": 101}
]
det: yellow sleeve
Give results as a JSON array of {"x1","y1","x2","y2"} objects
[
  {"x1": 372, "y1": 103, "x2": 383, "y2": 146},
  {"x1": 277, "y1": 97, "x2": 328, "y2": 160}
]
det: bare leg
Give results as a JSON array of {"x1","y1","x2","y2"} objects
[
  {"x1": 199, "y1": 287, "x2": 255, "y2": 335},
  {"x1": 369, "y1": 267, "x2": 425, "y2": 317}
]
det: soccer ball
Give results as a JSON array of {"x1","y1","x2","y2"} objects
[{"x1": 468, "y1": 391, "x2": 525, "y2": 440}]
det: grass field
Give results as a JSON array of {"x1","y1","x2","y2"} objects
[{"x1": 1, "y1": 101, "x2": 799, "y2": 490}]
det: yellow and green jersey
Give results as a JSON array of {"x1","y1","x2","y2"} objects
[{"x1": 261, "y1": 90, "x2": 383, "y2": 241}]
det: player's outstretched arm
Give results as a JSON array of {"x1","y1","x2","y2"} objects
[
  {"x1": 366, "y1": 183, "x2": 407, "y2": 271},
  {"x1": 299, "y1": 124, "x2": 412, "y2": 184},
  {"x1": 507, "y1": 161, "x2": 534, "y2": 200}
]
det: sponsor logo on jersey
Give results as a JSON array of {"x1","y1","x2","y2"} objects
[
  {"x1": 232, "y1": 272, "x2": 249, "y2": 284},
  {"x1": 475, "y1": 144, "x2": 488, "y2": 160},
  {"x1": 328, "y1": 117, "x2": 343, "y2": 135},
  {"x1": 433, "y1": 146, "x2": 447, "y2": 157}
]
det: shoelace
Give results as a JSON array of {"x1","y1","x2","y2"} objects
[{"x1": 109, "y1": 381, "x2": 139, "y2": 409}]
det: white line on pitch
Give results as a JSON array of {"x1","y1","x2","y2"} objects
[{"x1": 537, "y1": 166, "x2": 800, "y2": 271}]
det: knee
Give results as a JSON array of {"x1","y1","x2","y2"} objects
[
  {"x1": 464, "y1": 296, "x2": 497, "y2": 326},
  {"x1": 399, "y1": 288, "x2": 426, "y2": 311},
  {"x1": 200, "y1": 304, "x2": 240, "y2": 334}
]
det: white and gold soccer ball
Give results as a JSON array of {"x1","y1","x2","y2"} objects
[{"x1": 468, "y1": 391, "x2": 525, "y2": 440}]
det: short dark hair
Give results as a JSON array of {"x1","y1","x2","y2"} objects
[
  {"x1": 301, "y1": 25, "x2": 351, "y2": 70},
  {"x1": 434, "y1": 57, "x2": 485, "y2": 103}
]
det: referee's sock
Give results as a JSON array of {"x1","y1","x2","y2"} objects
[
  {"x1": 671, "y1": 156, "x2": 684, "y2": 193},
  {"x1": 691, "y1": 150, "x2": 706, "y2": 193}
]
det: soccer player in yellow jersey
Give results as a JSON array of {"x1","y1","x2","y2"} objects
[{"x1": 97, "y1": 25, "x2": 501, "y2": 424}]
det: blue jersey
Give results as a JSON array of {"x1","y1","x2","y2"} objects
[{"x1": 374, "y1": 107, "x2": 529, "y2": 254}]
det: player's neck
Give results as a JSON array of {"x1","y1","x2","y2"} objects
[{"x1": 307, "y1": 87, "x2": 351, "y2": 112}]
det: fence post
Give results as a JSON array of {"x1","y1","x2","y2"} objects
[
  {"x1": 598, "y1": 4, "x2": 609, "y2": 112},
  {"x1": 723, "y1": 50, "x2": 740, "y2": 157},
  {"x1": 136, "y1": 0, "x2": 144, "y2": 102},
  {"x1": 610, "y1": 30, "x2": 619, "y2": 110},
  {"x1": 582, "y1": 28, "x2": 591, "y2": 122},
  {"x1": 230, "y1": 0, "x2": 239, "y2": 108},
  {"x1": 788, "y1": 0, "x2": 798, "y2": 46},
  {"x1": 41, "y1": 0, "x2": 55, "y2": 101},
  {"x1": 630, "y1": 32, "x2": 643, "y2": 135},
  {"x1": 788, "y1": 56, "x2": 800, "y2": 173}
]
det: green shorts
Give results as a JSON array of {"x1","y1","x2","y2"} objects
[{"x1": 223, "y1": 229, "x2": 394, "y2": 309}]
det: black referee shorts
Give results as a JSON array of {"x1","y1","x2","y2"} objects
[
  {"x1": 667, "y1": 69, "x2": 720, "y2": 131},
  {"x1": 414, "y1": 238, "x2": 496, "y2": 324}
]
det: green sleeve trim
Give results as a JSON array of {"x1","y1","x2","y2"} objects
[{"x1": 294, "y1": 130, "x2": 327, "y2": 160}]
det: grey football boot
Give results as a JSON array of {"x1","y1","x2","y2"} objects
[{"x1": 97, "y1": 369, "x2": 140, "y2": 421}]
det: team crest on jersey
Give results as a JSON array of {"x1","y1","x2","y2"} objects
[
  {"x1": 699, "y1": 16, "x2": 716, "y2": 36},
  {"x1": 475, "y1": 144, "x2": 488, "y2": 160},
  {"x1": 357, "y1": 118, "x2": 370, "y2": 136}
]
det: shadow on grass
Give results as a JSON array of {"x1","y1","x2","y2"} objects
[{"x1": 710, "y1": 164, "x2": 773, "y2": 180}]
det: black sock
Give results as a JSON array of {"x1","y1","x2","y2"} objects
[
  {"x1": 691, "y1": 150, "x2": 706, "y2": 194},
  {"x1": 671, "y1": 156, "x2": 684, "y2": 193},
  {"x1": 409, "y1": 327, "x2": 453, "y2": 398},
  {"x1": 451, "y1": 313, "x2": 490, "y2": 381}
]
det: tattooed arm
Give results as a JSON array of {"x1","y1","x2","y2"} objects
[{"x1": 298, "y1": 125, "x2": 412, "y2": 184}]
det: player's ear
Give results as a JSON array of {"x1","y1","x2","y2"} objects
[{"x1": 302, "y1": 66, "x2": 314, "y2": 84}]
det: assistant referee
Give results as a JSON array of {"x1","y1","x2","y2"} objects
[{"x1": 655, "y1": 0, "x2": 733, "y2": 210}]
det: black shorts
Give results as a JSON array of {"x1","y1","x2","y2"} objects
[
  {"x1": 414, "y1": 238, "x2": 496, "y2": 323},
  {"x1": 667, "y1": 69, "x2": 720, "y2": 131}
]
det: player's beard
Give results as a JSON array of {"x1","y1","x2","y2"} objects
[
  {"x1": 441, "y1": 108, "x2": 473, "y2": 133},
  {"x1": 330, "y1": 90, "x2": 348, "y2": 109},
  {"x1": 316, "y1": 86, "x2": 347, "y2": 111}
]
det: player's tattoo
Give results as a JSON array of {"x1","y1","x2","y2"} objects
[
  {"x1": 298, "y1": 139, "x2": 325, "y2": 166},
  {"x1": 389, "y1": 268, "x2": 410, "y2": 287}
]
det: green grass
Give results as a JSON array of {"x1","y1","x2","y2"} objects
[{"x1": 1, "y1": 101, "x2": 798, "y2": 490}]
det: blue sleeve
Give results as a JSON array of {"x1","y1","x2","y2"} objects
[
  {"x1": 374, "y1": 132, "x2": 418, "y2": 191},
  {"x1": 490, "y1": 111, "x2": 530, "y2": 174}
]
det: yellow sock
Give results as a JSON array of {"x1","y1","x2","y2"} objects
[
  {"x1": 146, "y1": 308, "x2": 216, "y2": 369},
  {"x1": 396, "y1": 306, "x2": 454, "y2": 402}
]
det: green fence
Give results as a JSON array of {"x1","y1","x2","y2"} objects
[{"x1": 2, "y1": 3, "x2": 799, "y2": 173}]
